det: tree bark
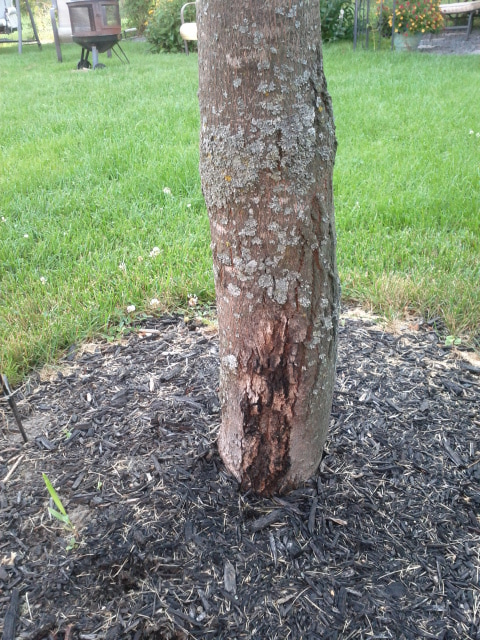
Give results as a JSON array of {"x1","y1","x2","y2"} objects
[{"x1": 197, "y1": 0, "x2": 339, "y2": 496}]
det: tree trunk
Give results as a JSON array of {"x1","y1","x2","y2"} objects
[{"x1": 197, "y1": 0, "x2": 340, "y2": 496}]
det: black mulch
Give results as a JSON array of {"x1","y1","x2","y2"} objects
[{"x1": 1, "y1": 310, "x2": 479, "y2": 640}]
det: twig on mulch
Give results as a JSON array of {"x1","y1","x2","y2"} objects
[{"x1": 2, "y1": 588, "x2": 19, "y2": 640}]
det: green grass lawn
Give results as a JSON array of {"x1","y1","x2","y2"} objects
[
  {"x1": 325, "y1": 43, "x2": 480, "y2": 334},
  {"x1": 0, "y1": 40, "x2": 479, "y2": 383}
]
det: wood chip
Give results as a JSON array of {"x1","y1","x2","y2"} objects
[{"x1": 224, "y1": 559, "x2": 236, "y2": 595}]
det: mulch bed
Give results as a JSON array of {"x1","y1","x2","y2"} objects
[{"x1": 1, "y1": 310, "x2": 479, "y2": 640}]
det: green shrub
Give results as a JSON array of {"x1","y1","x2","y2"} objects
[
  {"x1": 320, "y1": 0, "x2": 355, "y2": 41},
  {"x1": 147, "y1": 0, "x2": 196, "y2": 53},
  {"x1": 122, "y1": 0, "x2": 154, "y2": 35}
]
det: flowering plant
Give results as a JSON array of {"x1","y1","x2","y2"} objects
[{"x1": 378, "y1": 0, "x2": 444, "y2": 34}]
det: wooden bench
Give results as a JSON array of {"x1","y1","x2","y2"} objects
[
  {"x1": 180, "y1": 2, "x2": 197, "y2": 55},
  {"x1": 439, "y1": 0, "x2": 480, "y2": 39}
]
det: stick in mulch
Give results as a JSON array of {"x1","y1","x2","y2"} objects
[
  {"x1": 1, "y1": 374, "x2": 28, "y2": 443},
  {"x1": 2, "y1": 588, "x2": 20, "y2": 640}
]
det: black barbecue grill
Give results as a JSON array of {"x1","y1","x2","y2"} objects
[{"x1": 67, "y1": 0, "x2": 128, "y2": 69}]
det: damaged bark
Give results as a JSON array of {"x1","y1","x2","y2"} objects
[{"x1": 197, "y1": 0, "x2": 339, "y2": 495}]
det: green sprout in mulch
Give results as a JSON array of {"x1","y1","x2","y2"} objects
[{"x1": 42, "y1": 473, "x2": 78, "y2": 551}]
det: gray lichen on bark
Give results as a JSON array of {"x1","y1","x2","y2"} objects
[{"x1": 197, "y1": 0, "x2": 340, "y2": 495}]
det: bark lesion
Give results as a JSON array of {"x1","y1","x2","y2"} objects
[{"x1": 238, "y1": 319, "x2": 299, "y2": 495}]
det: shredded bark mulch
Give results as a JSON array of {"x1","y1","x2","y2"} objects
[{"x1": 1, "y1": 310, "x2": 479, "y2": 640}]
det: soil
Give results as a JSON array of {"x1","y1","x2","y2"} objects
[{"x1": 1, "y1": 309, "x2": 479, "y2": 640}]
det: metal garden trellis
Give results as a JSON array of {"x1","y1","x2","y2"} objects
[{"x1": 353, "y1": 0, "x2": 399, "y2": 49}]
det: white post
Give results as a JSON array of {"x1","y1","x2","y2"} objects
[{"x1": 15, "y1": 0, "x2": 21, "y2": 53}]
